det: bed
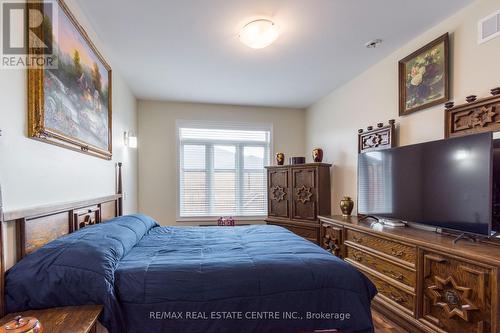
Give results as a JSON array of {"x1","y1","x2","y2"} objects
[{"x1": 5, "y1": 214, "x2": 377, "y2": 333}]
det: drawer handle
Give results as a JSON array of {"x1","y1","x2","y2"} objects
[
  {"x1": 391, "y1": 248, "x2": 404, "y2": 258},
  {"x1": 384, "y1": 270, "x2": 404, "y2": 281},
  {"x1": 352, "y1": 236, "x2": 363, "y2": 243},
  {"x1": 389, "y1": 292, "x2": 405, "y2": 303}
]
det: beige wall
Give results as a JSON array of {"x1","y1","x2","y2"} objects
[
  {"x1": 305, "y1": 0, "x2": 500, "y2": 215},
  {"x1": 138, "y1": 100, "x2": 305, "y2": 225},
  {"x1": 0, "y1": 0, "x2": 138, "y2": 268}
]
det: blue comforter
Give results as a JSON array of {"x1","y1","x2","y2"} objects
[{"x1": 6, "y1": 215, "x2": 377, "y2": 333}]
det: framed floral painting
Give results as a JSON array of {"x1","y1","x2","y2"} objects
[
  {"x1": 28, "y1": 0, "x2": 112, "y2": 159},
  {"x1": 399, "y1": 33, "x2": 449, "y2": 116}
]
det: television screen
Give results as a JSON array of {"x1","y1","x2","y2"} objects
[{"x1": 358, "y1": 133, "x2": 493, "y2": 235}]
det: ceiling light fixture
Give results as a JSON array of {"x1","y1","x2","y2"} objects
[{"x1": 239, "y1": 19, "x2": 279, "y2": 49}]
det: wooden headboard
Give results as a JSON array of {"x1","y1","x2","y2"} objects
[{"x1": 0, "y1": 162, "x2": 125, "y2": 317}]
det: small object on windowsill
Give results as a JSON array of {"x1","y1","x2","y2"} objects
[
  {"x1": 289, "y1": 157, "x2": 305, "y2": 165},
  {"x1": 217, "y1": 217, "x2": 235, "y2": 226},
  {"x1": 0, "y1": 315, "x2": 42, "y2": 333}
]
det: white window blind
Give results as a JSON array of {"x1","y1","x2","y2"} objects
[{"x1": 178, "y1": 122, "x2": 271, "y2": 219}]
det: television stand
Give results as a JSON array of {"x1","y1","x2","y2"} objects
[
  {"x1": 452, "y1": 232, "x2": 478, "y2": 244},
  {"x1": 319, "y1": 215, "x2": 500, "y2": 333}
]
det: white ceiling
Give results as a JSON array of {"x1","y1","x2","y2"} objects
[{"x1": 78, "y1": 0, "x2": 472, "y2": 108}]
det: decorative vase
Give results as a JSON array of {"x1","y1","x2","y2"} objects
[
  {"x1": 312, "y1": 148, "x2": 323, "y2": 162},
  {"x1": 340, "y1": 196, "x2": 354, "y2": 217},
  {"x1": 276, "y1": 153, "x2": 285, "y2": 165}
]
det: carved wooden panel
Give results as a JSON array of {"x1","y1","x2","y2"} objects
[
  {"x1": 358, "y1": 120, "x2": 396, "y2": 153},
  {"x1": 445, "y1": 88, "x2": 500, "y2": 138},
  {"x1": 422, "y1": 252, "x2": 492, "y2": 333},
  {"x1": 73, "y1": 205, "x2": 101, "y2": 230},
  {"x1": 267, "y1": 169, "x2": 289, "y2": 219},
  {"x1": 345, "y1": 229, "x2": 416, "y2": 266},
  {"x1": 291, "y1": 168, "x2": 317, "y2": 221},
  {"x1": 321, "y1": 222, "x2": 343, "y2": 257}
]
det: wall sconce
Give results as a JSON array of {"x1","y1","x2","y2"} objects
[{"x1": 124, "y1": 131, "x2": 138, "y2": 148}]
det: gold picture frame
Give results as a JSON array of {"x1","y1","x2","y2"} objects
[
  {"x1": 28, "y1": 0, "x2": 112, "y2": 159},
  {"x1": 398, "y1": 33, "x2": 449, "y2": 116}
]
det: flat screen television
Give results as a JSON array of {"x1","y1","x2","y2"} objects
[{"x1": 358, "y1": 132, "x2": 493, "y2": 236}]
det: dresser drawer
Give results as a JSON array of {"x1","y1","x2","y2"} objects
[
  {"x1": 360, "y1": 267, "x2": 415, "y2": 315},
  {"x1": 345, "y1": 229, "x2": 416, "y2": 265},
  {"x1": 346, "y1": 245, "x2": 416, "y2": 288}
]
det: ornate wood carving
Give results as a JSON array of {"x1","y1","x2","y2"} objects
[
  {"x1": 270, "y1": 185, "x2": 286, "y2": 202},
  {"x1": 358, "y1": 120, "x2": 396, "y2": 153},
  {"x1": 322, "y1": 223, "x2": 343, "y2": 257},
  {"x1": 73, "y1": 206, "x2": 101, "y2": 230},
  {"x1": 445, "y1": 87, "x2": 500, "y2": 138},
  {"x1": 422, "y1": 252, "x2": 491, "y2": 332},
  {"x1": 267, "y1": 169, "x2": 290, "y2": 219},
  {"x1": 428, "y1": 275, "x2": 479, "y2": 322},
  {"x1": 296, "y1": 185, "x2": 313, "y2": 204},
  {"x1": 291, "y1": 168, "x2": 317, "y2": 221}
]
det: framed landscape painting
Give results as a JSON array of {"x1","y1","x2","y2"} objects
[
  {"x1": 28, "y1": 0, "x2": 112, "y2": 159},
  {"x1": 399, "y1": 33, "x2": 449, "y2": 116}
]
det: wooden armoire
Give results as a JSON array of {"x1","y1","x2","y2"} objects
[{"x1": 265, "y1": 163, "x2": 331, "y2": 244}]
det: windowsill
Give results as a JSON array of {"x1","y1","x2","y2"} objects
[{"x1": 176, "y1": 216, "x2": 267, "y2": 223}]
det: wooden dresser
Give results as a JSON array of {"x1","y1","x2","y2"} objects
[
  {"x1": 320, "y1": 215, "x2": 500, "y2": 333},
  {"x1": 265, "y1": 163, "x2": 331, "y2": 244}
]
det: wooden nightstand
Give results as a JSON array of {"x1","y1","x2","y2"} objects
[{"x1": 0, "y1": 305, "x2": 102, "y2": 333}]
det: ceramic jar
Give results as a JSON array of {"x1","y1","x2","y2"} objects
[
  {"x1": 340, "y1": 196, "x2": 354, "y2": 217},
  {"x1": 276, "y1": 153, "x2": 285, "y2": 165},
  {"x1": 312, "y1": 148, "x2": 323, "y2": 162}
]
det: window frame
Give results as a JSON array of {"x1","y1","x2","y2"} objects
[{"x1": 176, "y1": 120, "x2": 273, "y2": 222}]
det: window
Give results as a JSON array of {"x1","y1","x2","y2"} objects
[{"x1": 178, "y1": 121, "x2": 271, "y2": 219}]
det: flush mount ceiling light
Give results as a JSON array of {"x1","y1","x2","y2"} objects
[{"x1": 239, "y1": 19, "x2": 279, "y2": 49}]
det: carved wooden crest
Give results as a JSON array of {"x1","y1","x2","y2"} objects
[
  {"x1": 296, "y1": 185, "x2": 313, "y2": 204},
  {"x1": 271, "y1": 185, "x2": 286, "y2": 202},
  {"x1": 358, "y1": 120, "x2": 396, "y2": 153},
  {"x1": 445, "y1": 87, "x2": 500, "y2": 138},
  {"x1": 428, "y1": 275, "x2": 479, "y2": 322}
]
